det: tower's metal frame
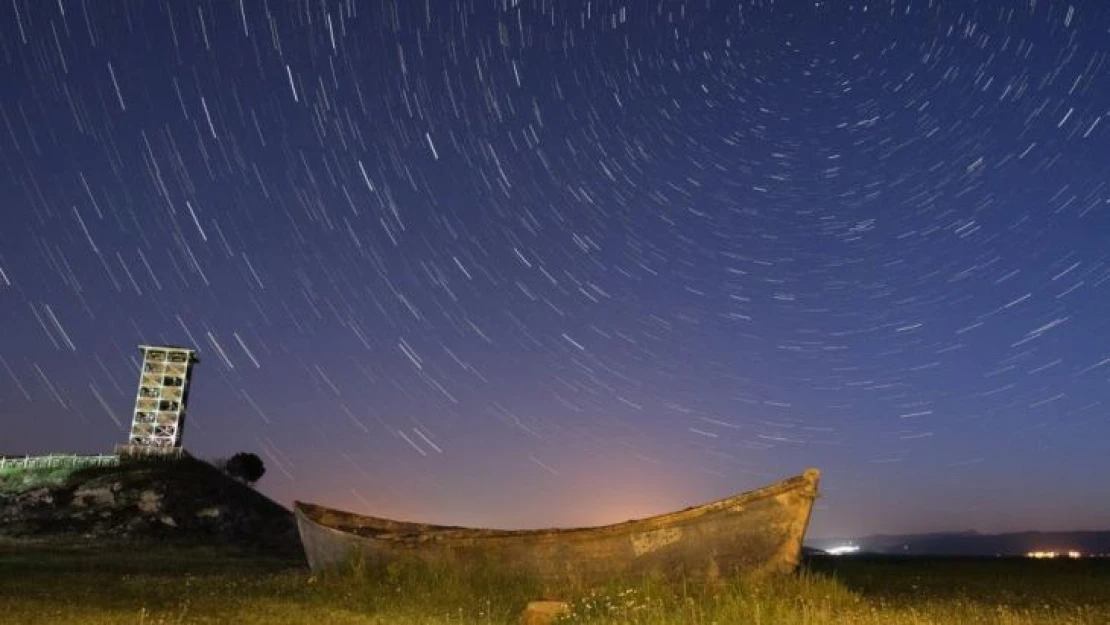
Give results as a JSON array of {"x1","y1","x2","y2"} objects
[{"x1": 117, "y1": 345, "x2": 198, "y2": 456}]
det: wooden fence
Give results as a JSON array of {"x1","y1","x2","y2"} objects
[{"x1": 0, "y1": 453, "x2": 120, "y2": 471}]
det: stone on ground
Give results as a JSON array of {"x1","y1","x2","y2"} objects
[{"x1": 520, "y1": 600, "x2": 570, "y2": 625}]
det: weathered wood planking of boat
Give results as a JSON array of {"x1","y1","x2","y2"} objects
[{"x1": 294, "y1": 468, "x2": 820, "y2": 584}]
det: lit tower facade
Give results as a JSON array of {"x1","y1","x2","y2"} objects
[{"x1": 118, "y1": 345, "x2": 198, "y2": 455}]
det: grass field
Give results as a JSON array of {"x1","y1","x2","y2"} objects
[
  {"x1": 1, "y1": 539, "x2": 1108, "y2": 624},
  {"x1": 0, "y1": 465, "x2": 80, "y2": 493}
]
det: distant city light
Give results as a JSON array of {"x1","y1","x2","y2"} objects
[
  {"x1": 827, "y1": 545, "x2": 860, "y2": 556},
  {"x1": 1026, "y1": 550, "x2": 1082, "y2": 559}
]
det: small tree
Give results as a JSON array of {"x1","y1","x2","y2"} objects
[{"x1": 225, "y1": 452, "x2": 266, "y2": 485}]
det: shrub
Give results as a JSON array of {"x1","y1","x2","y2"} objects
[{"x1": 224, "y1": 452, "x2": 266, "y2": 485}]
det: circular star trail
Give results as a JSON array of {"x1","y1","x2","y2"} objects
[{"x1": 1, "y1": 0, "x2": 1108, "y2": 536}]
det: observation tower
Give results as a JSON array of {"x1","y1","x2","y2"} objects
[{"x1": 115, "y1": 345, "x2": 198, "y2": 457}]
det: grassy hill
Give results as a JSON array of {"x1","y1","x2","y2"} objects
[{"x1": 0, "y1": 455, "x2": 300, "y2": 556}]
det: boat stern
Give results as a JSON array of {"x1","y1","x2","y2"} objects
[{"x1": 295, "y1": 502, "x2": 361, "y2": 573}]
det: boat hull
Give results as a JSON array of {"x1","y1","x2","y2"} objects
[{"x1": 295, "y1": 468, "x2": 819, "y2": 583}]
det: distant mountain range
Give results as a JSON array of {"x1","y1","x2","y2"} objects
[{"x1": 809, "y1": 530, "x2": 1110, "y2": 557}]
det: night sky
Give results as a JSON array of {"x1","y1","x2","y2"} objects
[{"x1": 2, "y1": 0, "x2": 1108, "y2": 540}]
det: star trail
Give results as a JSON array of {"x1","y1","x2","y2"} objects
[{"x1": 1, "y1": 0, "x2": 1108, "y2": 538}]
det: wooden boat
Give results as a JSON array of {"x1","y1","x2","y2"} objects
[{"x1": 294, "y1": 468, "x2": 820, "y2": 583}]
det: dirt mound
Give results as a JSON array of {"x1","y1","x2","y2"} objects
[{"x1": 0, "y1": 456, "x2": 299, "y2": 556}]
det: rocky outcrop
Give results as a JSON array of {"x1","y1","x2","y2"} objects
[{"x1": 0, "y1": 457, "x2": 298, "y2": 555}]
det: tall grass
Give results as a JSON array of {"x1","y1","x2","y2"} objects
[
  {"x1": 0, "y1": 454, "x2": 203, "y2": 494},
  {"x1": 0, "y1": 465, "x2": 77, "y2": 493},
  {"x1": 1, "y1": 542, "x2": 1107, "y2": 624}
]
